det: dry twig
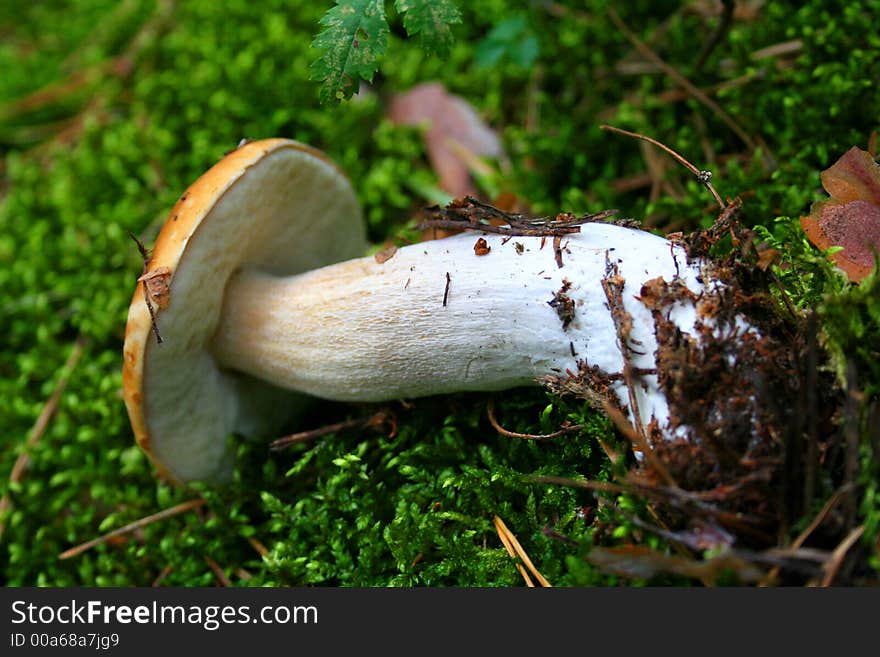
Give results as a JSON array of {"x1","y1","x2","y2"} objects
[
  {"x1": 420, "y1": 195, "x2": 618, "y2": 237},
  {"x1": 205, "y1": 556, "x2": 232, "y2": 587},
  {"x1": 493, "y1": 515, "x2": 552, "y2": 587},
  {"x1": 247, "y1": 536, "x2": 270, "y2": 558},
  {"x1": 694, "y1": 0, "x2": 735, "y2": 71},
  {"x1": 760, "y1": 483, "x2": 855, "y2": 587},
  {"x1": 151, "y1": 565, "x2": 173, "y2": 587},
  {"x1": 605, "y1": 7, "x2": 767, "y2": 166},
  {"x1": 59, "y1": 498, "x2": 206, "y2": 559},
  {"x1": 269, "y1": 410, "x2": 396, "y2": 451},
  {"x1": 486, "y1": 398, "x2": 583, "y2": 441},
  {"x1": 600, "y1": 257, "x2": 678, "y2": 489},
  {"x1": 129, "y1": 231, "x2": 164, "y2": 344},
  {"x1": 0, "y1": 336, "x2": 86, "y2": 541},
  {"x1": 601, "y1": 124, "x2": 725, "y2": 209},
  {"x1": 819, "y1": 525, "x2": 866, "y2": 587}
]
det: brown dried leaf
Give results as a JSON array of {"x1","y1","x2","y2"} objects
[
  {"x1": 819, "y1": 146, "x2": 880, "y2": 205},
  {"x1": 388, "y1": 82, "x2": 503, "y2": 198},
  {"x1": 800, "y1": 146, "x2": 880, "y2": 282},
  {"x1": 473, "y1": 237, "x2": 491, "y2": 256},
  {"x1": 138, "y1": 266, "x2": 172, "y2": 309}
]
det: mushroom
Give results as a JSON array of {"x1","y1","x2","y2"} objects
[
  {"x1": 123, "y1": 139, "x2": 367, "y2": 483},
  {"x1": 124, "y1": 139, "x2": 749, "y2": 483}
]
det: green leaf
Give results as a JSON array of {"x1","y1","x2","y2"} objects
[
  {"x1": 394, "y1": 0, "x2": 461, "y2": 56},
  {"x1": 474, "y1": 14, "x2": 540, "y2": 69},
  {"x1": 310, "y1": 0, "x2": 389, "y2": 103}
]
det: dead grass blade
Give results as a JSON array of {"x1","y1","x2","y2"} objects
[
  {"x1": 247, "y1": 536, "x2": 270, "y2": 558},
  {"x1": 204, "y1": 556, "x2": 232, "y2": 587},
  {"x1": 819, "y1": 525, "x2": 866, "y2": 587},
  {"x1": 606, "y1": 7, "x2": 761, "y2": 159},
  {"x1": 269, "y1": 410, "x2": 395, "y2": 451},
  {"x1": 0, "y1": 336, "x2": 86, "y2": 541},
  {"x1": 760, "y1": 483, "x2": 855, "y2": 586},
  {"x1": 151, "y1": 565, "x2": 173, "y2": 587},
  {"x1": 59, "y1": 498, "x2": 206, "y2": 559}
]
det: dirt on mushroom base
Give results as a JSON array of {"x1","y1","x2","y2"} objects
[{"x1": 543, "y1": 205, "x2": 848, "y2": 584}]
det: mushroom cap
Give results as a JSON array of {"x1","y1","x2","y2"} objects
[{"x1": 122, "y1": 139, "x2": 366, "y2": 484}]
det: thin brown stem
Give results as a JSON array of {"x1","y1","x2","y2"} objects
[
  {"x1": 541, "y1": 524, "x2": 581, "y2": 547},
  {"x1": 420, "y1": 196, "x2": 618, "y2": 237},
  {"x1": 760, "y1": 483, "x2": 855, "y2": 587},
  {"x1": 750, "y1": 40, "x2": 804, "y2": 61},
  {"x1": 0, "y1": 336, "x2": 86, "y2": 541},
  {"x1": 601, "y1": 124, "x2": 725, "y2": 209},
  {"x1": 601, "y1": 400, "x2": 642, "y2": 448},
  {"x1": 59, "y1": 498, "x2": 207, "y2": 559},
  {"x1": 600, "y1": 259, "x2": 678, "y2": 489},
  {"x1": 843, "y1": 361, "x2": 861, "y2": 531},
  {"x1": 151, "y1": 565, "x2": 173, "y2": 587},
  {"x1": 247, "y1": 536, "x2": 270, "y2": 558},
  {"x1": 204, "y1": 556, "x2": 232, "y2": 587},
  {"x1": 766, "y1": 265, "x2": 799, "y2": 320},
  {"x1": 129, "y1": 231, "x2": 164, "y2": 344},
  {"x1": 694, "y1": 0, "x2": 735, "y2": 72},
  {"x1": 804, "y1": 311, "x2": 819, "y2": 510},
  {"x1": 269, "y1": 410, "x2": 395, "y2": 451},
  {"x1": 819, "y1": 525, "x2": 865, "y2": 587},
  {"x1": 419, "y1": 218, "x2": 582, "y2": 238},
  {"x1": 493, "y1": 515, "x2": 552, "y2": 587},
  {"x1": 486, "y1": 398, "x2": 583, "y2": 441},
  {"x1": 529, "y1": 474, "x2": 633, "y2": 496},
  {"x1": 606, "y1": 8, "x2": 765, "y2": 163},
  {"x1": 530, "y1": 474, "x2": 772, "y2": 542}
]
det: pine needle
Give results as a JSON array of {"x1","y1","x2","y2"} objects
[
  {"x1": 59, "y1": 498, "x2": 206, "y2": 559},
  {"x1": 493, "y1": 515, "x2": 552, "y2": 587},
  {"x1": 0, "y1": 336, "x2": 86, "y2": 542},
  {"x1": 819, "y1": 525, "x2": 865, "y2": 587},
  {"x1": 205, "y1": 556, "x2": 232, "y2": 586}
]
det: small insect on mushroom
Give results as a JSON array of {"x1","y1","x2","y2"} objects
[{"x1": 474, "y1": 237, "x2": 491, "y2": 256}]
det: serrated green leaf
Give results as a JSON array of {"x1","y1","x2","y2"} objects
[
  {"x1": 394, "y1": 0, "x2": 461, "y2": 56},
  {"x1": 310, "y1": 0, "x2": 389, "y2": 103}
]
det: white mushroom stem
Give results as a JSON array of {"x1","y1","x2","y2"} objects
[{"x1": 210, "y1": 223, "x2": 718, "y2": 436}]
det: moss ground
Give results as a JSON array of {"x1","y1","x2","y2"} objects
[{"x1": 1, "y1": 0, "x2": 878, "y2": 586}]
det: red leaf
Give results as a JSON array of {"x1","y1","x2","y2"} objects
[
  {"x1": 800, "y1": 146, "x2": 880, "y2": 282},
  {"x1": 820, "y1": 146, "x2": 880, "y2": 205}
]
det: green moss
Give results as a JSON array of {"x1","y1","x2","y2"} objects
[{"x1": 1, "y1": 0, "x2": 878, "y2": 587}]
